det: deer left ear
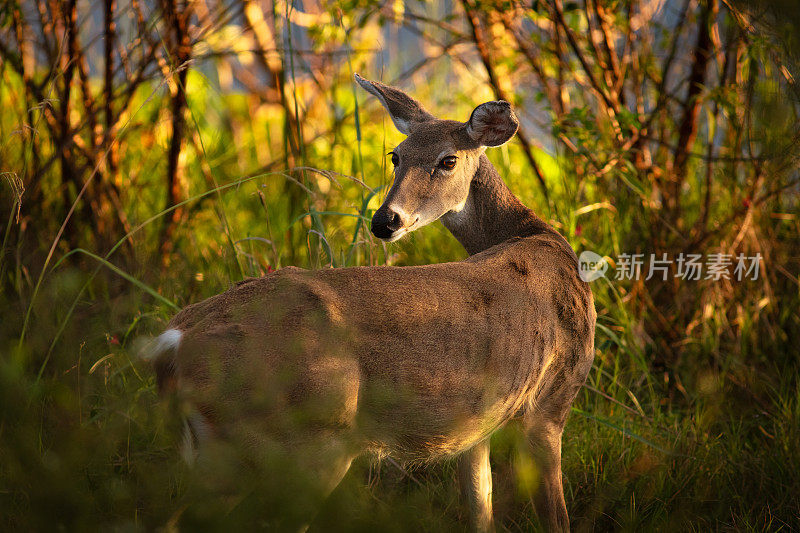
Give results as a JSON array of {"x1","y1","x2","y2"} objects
[
  {"x1": 466, "y1": 101, "x2": 519, "y2": 147},
  {"x1": 354, "y1": 73, "x2": 436, "y2": 135}
]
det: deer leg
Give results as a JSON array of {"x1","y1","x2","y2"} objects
[
  {"x1": 292, "y1": 446, "x2": 356, "y2": 533},
  {"x1": 253, "y1": 444, "x2": 358, "y2": 531},
  {"x1": 457, "y1": 439, "x2": 495, "y2": 532},
  {"x1": 523, "y1": 415, "x2": 570, "y2": 533},
  {"x1": 185, "y1": 432, "x2": 357, "y2": 530}
]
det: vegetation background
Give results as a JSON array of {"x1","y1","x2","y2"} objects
[{"x1": 1, "y1": 0, "x2": 799, "y2": 529}]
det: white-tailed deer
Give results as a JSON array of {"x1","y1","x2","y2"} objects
[{"x1": 147, "y1": 74, "x2": 595, "y2": 531}]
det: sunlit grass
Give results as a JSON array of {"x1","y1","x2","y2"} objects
[{"x1": 2, "y1": 8, "x2": 800, "y2": 529}]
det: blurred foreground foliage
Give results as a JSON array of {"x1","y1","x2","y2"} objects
[{"x1": 1, "y1": 0, "x2": 799, "y2": 530}]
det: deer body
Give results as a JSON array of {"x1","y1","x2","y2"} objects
[{"x1": 150, "y1": 76, "x2": 595, "y2": 531}]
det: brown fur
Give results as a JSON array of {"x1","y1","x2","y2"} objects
[{"x1": 152, "y1": 76, "x2": 595, "y2": 532}]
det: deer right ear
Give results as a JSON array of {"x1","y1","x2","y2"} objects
[
  {"x1": 466, "y1": 101, "x2": 520, "y2": 147},
  {"x1": 354, "y1": 73, "x2": 436, "y2": 135}
]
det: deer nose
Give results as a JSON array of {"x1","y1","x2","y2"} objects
[{"x1": 371, "y1": 206, "x2": 404, "y2": 239}]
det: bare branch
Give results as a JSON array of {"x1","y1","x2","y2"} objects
[{"x1": 461, "y1": 0, "x2": 550, "y2": 202}]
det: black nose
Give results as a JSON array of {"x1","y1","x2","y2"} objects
[{"x1": 371, "y1": 207, "x2": 403, "y2": 239}]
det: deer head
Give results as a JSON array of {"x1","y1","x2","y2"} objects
[{"x1": 355, "y1": 74, "x2": 520, "y2": 242}]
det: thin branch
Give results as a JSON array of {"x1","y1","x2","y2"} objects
[
  {"x1": 670, "y1": 0, "x2": 716, "y2": 220},
  {"x1": 158, "y1": 0, "x2": 193, "y2": 262},
  {"x1": 461, "y1": 0, "x2": 550, "y2": 202},
  {"x1": 549, "y1": 0, "x2": 619, "y2": 115}
]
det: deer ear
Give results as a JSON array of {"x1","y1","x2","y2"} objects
[
  {"x1": 466, "y1": 101, "x2": 519, "y2": 147},
  {"x1": 354, "y1": 73, "x2": 436, "y2": 135}
]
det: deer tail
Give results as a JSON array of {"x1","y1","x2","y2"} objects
[{"x1": 141, "y1": 329, "x2": 182, "y2": 394}]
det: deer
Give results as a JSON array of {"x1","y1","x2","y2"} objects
[{"x1": 145, "y1": 74, "x2": 595, "y2": 532}]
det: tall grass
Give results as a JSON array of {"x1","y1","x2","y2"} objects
[{"x1": 2, "y1": 0, "x2": 800, "y2": 530}]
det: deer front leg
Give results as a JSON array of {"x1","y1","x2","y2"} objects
[
  {"x1": 457, "y1": 439, "x2": 495, "y2": 532},
  {"x1": 524, "y1": 417, "x2": 570, "y2": 532}
]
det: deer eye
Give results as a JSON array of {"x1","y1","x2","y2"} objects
[
  {"x1": 389, "y1": 152, "x2": 399, "y2": 166},
  {"x1": 438, "y1": 156, "x2": 457, "y2": 171}
]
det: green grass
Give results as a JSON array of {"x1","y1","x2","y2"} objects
[
  {"x1": 2, "y1": 22, "x2": 800, "y2": 530},
  {"x1": 2, "y1": 180, "x2": 798, "y2": 530}
]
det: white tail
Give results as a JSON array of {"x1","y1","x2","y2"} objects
[
  {"x1": 143, "y1": 329, "x2": 182, "y2": 361},
  {"x1": 150, "y1": 75, "x2": 595, "y2": 532}
]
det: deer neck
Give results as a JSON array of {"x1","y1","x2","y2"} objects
[{"x1": 441, "y1": 154, "x2": 556, "y2": 255}]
